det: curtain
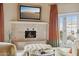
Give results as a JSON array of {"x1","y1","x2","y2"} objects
[
  {"x1": 48, "y1": 4, "x2": 59, "y2": 47},
  {"x1": 0, "y1": 3, "x2": 4, "y2": 42}
]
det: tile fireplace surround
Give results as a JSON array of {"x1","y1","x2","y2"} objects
[{"x1": 11, "y1": 21, "x2": 48, "y2": 49}]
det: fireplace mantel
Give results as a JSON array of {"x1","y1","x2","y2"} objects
[{"x1": 10, "y1": 21, "x2": 48, "y2": 24}]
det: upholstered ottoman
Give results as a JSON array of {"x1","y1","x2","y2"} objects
[{"x1": 22, "y1": 44, "x2": 54, "y2": 56}]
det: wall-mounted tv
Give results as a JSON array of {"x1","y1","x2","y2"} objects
[{"x1": 19, "y1": 5, "x2": 41, "y2": 20}]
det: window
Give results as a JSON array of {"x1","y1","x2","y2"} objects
[{"x1": 59, "y1": 13, "x2": 79, "y2": 48}]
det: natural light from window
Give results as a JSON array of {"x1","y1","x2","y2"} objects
[{"x1": 59, "y1": 13, "x2": 78, "y2": 48}]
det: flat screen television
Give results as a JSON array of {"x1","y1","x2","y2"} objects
[{"x1": 19, "y1": 5, "x2": 41, "y2": 20}]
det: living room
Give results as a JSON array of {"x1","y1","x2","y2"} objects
[{"x1": 0, "y1": 3, "x2": 79, "y2": 56}]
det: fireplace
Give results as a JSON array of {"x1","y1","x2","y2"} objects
[{"x1": 25, "y1": 31, "x2": 36, "y2": 38}]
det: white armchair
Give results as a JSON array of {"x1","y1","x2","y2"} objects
[{"x1": 70, "y1": 40, "x2": 79, "y2": 56}]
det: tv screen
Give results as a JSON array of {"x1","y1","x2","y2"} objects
[{"x1": 20, "y1": 5, "x2": 41, "y2": 20}]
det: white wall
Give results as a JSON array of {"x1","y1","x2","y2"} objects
[
  {"x1": 58, "y1": 3, "x2": 79, "y2": 13},
  {"x1": 3, "y1": 3, "x2": 50, "y2": 41},
  {"x1": 3, "y1": 3, "x2": 17, "y2": 42},
  {"x1": 4, "y1": 3, "x2": 79, "y2": 42}
]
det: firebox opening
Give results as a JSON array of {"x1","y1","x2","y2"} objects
[{"x1": 25, "y1": 31, "x2": 36, "y2": 38}]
